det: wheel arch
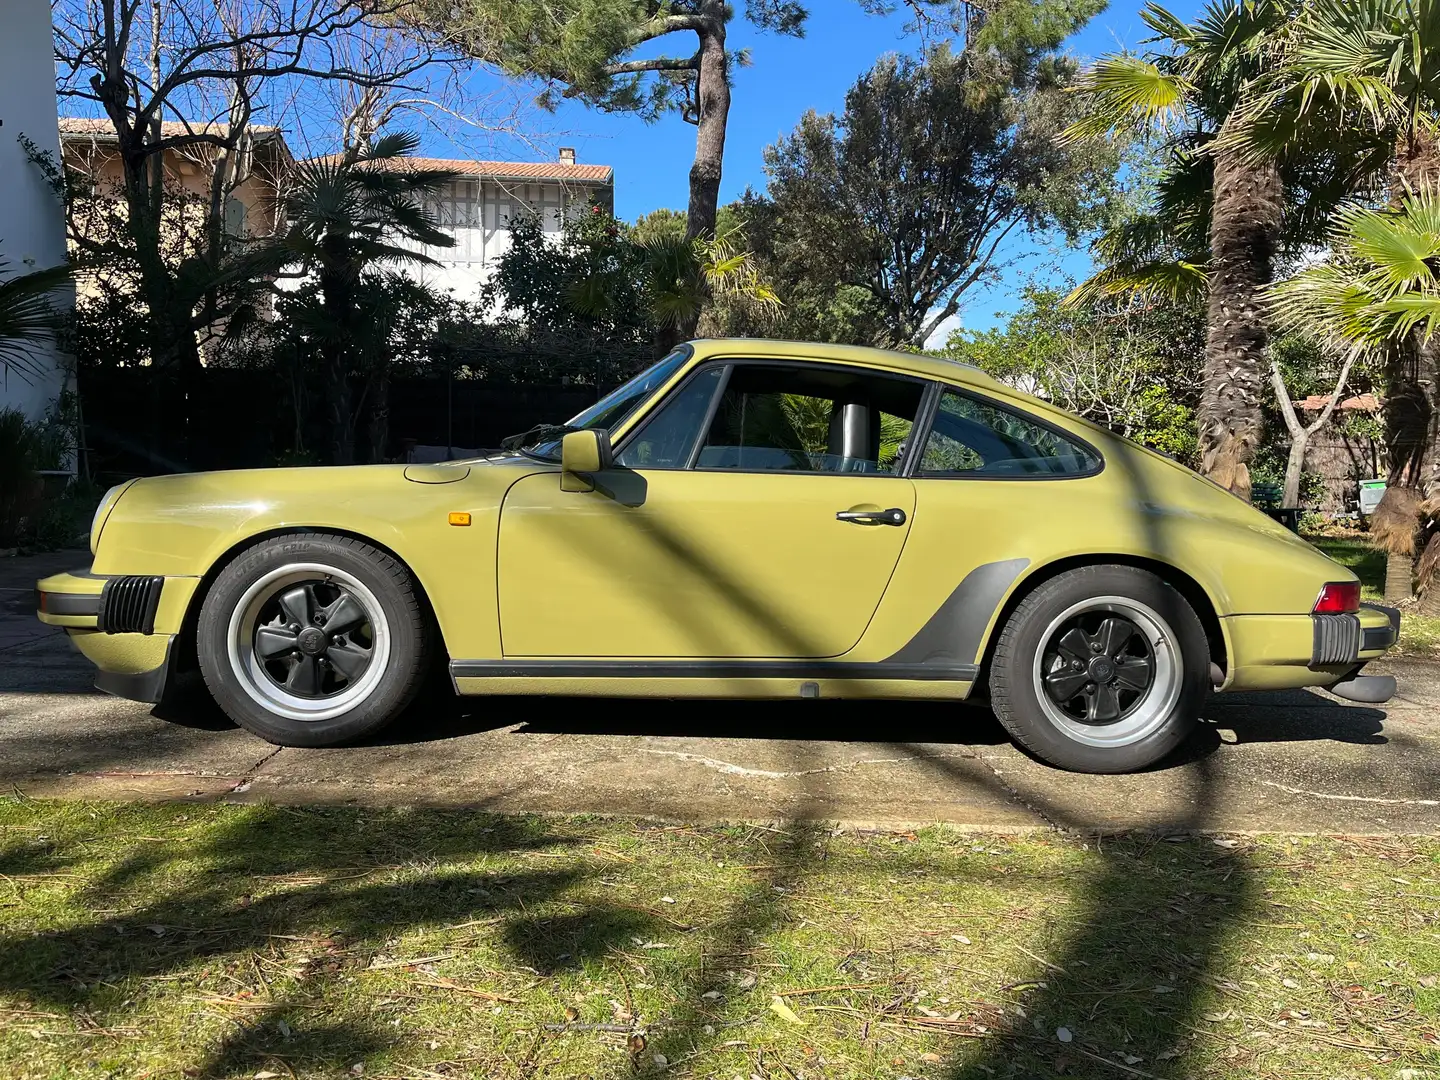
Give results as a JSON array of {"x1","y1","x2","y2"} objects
[
  {"x1": 974, "y1": 554, "x2": 1227, "y2": 696},
  {"x1": 172, "y1": 526, "x2": 445, "y2": 676}
]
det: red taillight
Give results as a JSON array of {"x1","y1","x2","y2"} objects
[{"x1": 1314, "y1": 581, "x2": 1360, "y2": 614}]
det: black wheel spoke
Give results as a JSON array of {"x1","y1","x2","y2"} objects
[
  {"x1": 1043, "y1": 668, "x2": 1090, "y2": 701},
  {"x1": 1113, "y1": 657, "x2": 1154, "y2": 692},
  {"x1": 1088, "y1": 683, "x2": 1121, "y2": 722},
  {"x1": 1055, "y1": 628, "x2": 1093, "y2": 665},
  {"x1": 278, "y1": 586, "x2": 312, "y2": 627},
  {"x1": 1096, "y1": 617, "x2": 1135, "y2": 657},
  {"x1": 286, "y1": 655, "x2": 322, "y2": 696},
  {"x1": 324, "y1": 593, "x2": 368, "y2": 635},
  {"x1": 327, "y1": 641, "x2": 371, "y2": 681},
  {"x1": 255, "y1": 626, "x2": 299, "y2": 659}
]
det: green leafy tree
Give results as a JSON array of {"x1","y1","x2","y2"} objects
[
  {"x1": 270, "y1": 133, "x2": 459, "y2": 465},
  {"x1": 736, "y1": 24, "x2": 1117, "y2": 350},
  {"x1": 489, "y1": 204, "x2": 779, "y2": 358},
  {"x1": 943, "y1": 285, "x2": 1204, "y2": 460}
]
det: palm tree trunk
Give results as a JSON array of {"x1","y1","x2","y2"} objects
[
  {"x1": 1417, "y1": 529, "x2": 1440, "y2": 614},
  {"x1": 678, "y1": 3, "x2": 730, "y2": 342},
  {"x1": 1195, "y1": 124, "x2": 1282, "y2": 502},
  {"x1": 1387, "y1": 549, "x2": 1416, "y2": 606}
]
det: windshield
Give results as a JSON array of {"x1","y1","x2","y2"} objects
[{"x1": 507, "y1": 347, "x2": 692, "y2": 461}]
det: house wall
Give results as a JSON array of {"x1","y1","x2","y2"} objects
[
  {"x1": 0, "y1": 0, "x2": 72, "y2": 422},
  {"x1": 400, "y1": 179, "x2": 606, "y2": 305}
]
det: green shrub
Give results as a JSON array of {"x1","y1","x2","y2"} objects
[{"x1": 0, "y1": 395, "x2": 97, "y2": 552}]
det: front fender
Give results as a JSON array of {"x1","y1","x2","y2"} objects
[{"x1": 91, "y1": 461, "x2": 541, "y2": 661}]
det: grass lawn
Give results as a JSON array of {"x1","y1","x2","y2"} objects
[
  {"x1": 1, "y1": 799, "x2": 1437, "y2": 1079},
  {"x1": 1307, "y1": 534, "x2": 1440, "y2": 658}
]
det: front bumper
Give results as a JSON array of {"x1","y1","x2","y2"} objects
[
  {"x1": 1222, "y1": 602, "x2": 1399, "y2": 695},
  {"x1": 36, "y1": 568, "x2": 197, "y2": 703}
]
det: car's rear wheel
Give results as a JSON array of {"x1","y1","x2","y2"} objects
[
  {"x1": 989, "y1": 565, "x2": 1208, "y2": 773},
  {"x1": 197, "y1": 533, "x2": 431, "y2": 746}
]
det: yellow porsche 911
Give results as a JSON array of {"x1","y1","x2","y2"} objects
[{"x1": 36, "y1": 339, "x2": 1400, "y2": 773}]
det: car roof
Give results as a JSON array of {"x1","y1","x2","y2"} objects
[{"x1": 686, "y1": 338, "x2": 1004, "y2": 393}]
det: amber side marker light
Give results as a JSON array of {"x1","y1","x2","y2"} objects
[
  {"x1": 1314, "y1": 581, "x2": 1360, "y2": 614},
  {"x1": 448, "y1": 511, "x2": 472, "y2": 527}
]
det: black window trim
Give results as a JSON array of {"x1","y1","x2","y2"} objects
[
  {"x1": 906, "y1": 382, "x2": 1106, "y2": 482},
  {"x1": 612, "y1": 355, "x2": 931, "y2": 478}
]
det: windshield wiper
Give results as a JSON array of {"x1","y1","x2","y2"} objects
[{"x1": 500, "y1": 423, "x2": 582, "y2": 453}]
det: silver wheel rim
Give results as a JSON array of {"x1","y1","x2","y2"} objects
[
  {"x1": 226, "y1": 562, "x2": 391, "y2": 722},
  {"x1": 1030, "y1": 595, "x2": 1181, "y2": 749}
]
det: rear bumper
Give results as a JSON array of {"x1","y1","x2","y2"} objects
[{"x1": 1222, "y1": 603, "x2": 1398, "y2": 695}]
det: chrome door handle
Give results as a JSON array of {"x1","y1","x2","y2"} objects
[{"x1": 836, "y1": 507, "x2": 907, "y2": 526}]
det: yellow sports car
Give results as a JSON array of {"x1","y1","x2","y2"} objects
[{"x1": 37, "y1": 339, "x2": 1399, "y2": 773}]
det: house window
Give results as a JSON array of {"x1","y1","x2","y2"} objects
[{"x1": 224, "y1": 197, "x2": 248, "y2": 238}]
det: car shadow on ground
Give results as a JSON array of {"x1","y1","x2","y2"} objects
[{"x1": 143, "y1": 672, "x2": 1390, "y2": 765}]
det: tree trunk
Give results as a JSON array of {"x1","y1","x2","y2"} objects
[
  {"x1": 1196, "y1": 125, "x2": 1282, "y2": 502},
  {"x1": 1385, "y1": 549, "x2": 1415, "y2": 606},
  {"x1": 321, "y1": 270, "x2": 355, "y2": 466},
  {"x1": 1282, "y1": 431, "x2": 1307, "y2": 510},
  {"x1": 367, "y1": 364, "x2": 390, "y2": 464},
  {"x1": 1418, "y1": 531, "x2": 1440, "y2": 614},
  {"x1": 679, "y1": 5, "x2": 730, "y2": 341}
]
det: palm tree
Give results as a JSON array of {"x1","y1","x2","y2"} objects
[
  {"x1": 1066, "y1": 1, "x2": 1290, "y2": 501},
  {"x1": 275, "y1": 132, "x2": 459, "y2": 464},
  {"x1": 0, "y1": 257, "x2": 73, "y2": 384},
  {"x1": 1222, "y1": 0, "x2": 1440, "y2": 600},
  {"x1": 1270, "y1": 190, "x2": 1440, "y2": 608}
]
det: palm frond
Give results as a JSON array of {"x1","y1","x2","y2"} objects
[
  {"x1": 0, "y1": 259, "x2": 73, "y2": 382},
  {"x1": 1063, "y1": 55, "x2": 1193, "y2": 141},
  {"x1": 1067, "y1": 259, "x2": 1208, "y2": 306}
]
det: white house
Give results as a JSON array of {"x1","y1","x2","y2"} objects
[
  {"x1": 386, "y1": 149, "x2": 615, "y2": 302},
  {"x1": 0, "y1": 0, "x2": 73, "y2": 421}
]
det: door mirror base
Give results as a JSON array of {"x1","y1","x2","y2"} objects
[{"x1": 561, "y1": 429, "x2": 612, "y2": 492}]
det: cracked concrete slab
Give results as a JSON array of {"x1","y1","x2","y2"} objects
[{"x1": 4, "y1": 551, "x2": 1439, "y2": 833}]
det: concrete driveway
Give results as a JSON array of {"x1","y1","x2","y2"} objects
[{"x1": 5, "y1": 551, "x2": 1438, "y2": 833}]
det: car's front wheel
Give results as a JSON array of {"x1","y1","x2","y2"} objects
[
  {"x1": 988, "y1": 565, "x2": 1209, "y2": 773},
  {"x1": 197, "y1": 533, "x2": 431, "y2": 746}
]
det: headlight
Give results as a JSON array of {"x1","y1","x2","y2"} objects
[{"x1": 90, "y1": 482, "x2": 130, "y2": 556}]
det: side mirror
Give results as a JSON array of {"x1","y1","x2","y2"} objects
[{"x1": 560, "y1": 429, "x2": 612, "y2": 492}]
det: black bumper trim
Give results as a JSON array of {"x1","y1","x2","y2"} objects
[
  {"x1": 37, "y1": 590, "x2": 102, "y2": 616},
  {"x1": 1311, "y1": 612, "x2": 1361, "y2": 667},
  {"x1": 451, "y1": 659, "x2": 980, "y2": 682},
  {"x1": 94, "y1": 635, "x2": 177, "y2": 704},
  {"x1": 98, "y1": 575, "x2": 164, "y2": 635},
  {"x1": 1360, "y1": 601, "x2": 1401, "y2": 652}
]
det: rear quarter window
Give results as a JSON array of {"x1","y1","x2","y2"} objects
[{"x1": 918, "y1": 389, "x2": 1101, "y2": 479}]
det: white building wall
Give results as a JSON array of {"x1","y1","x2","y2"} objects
[
  {"x1": 0, "y1": 0, "x2": 72, "y2": 420},
  {"x1": 400, "y1": 179, "x2": 590, "y2": 308}
]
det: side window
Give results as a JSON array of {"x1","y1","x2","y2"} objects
[
  {"x1": 694, "y1": 363, "x2": 922, "y2": 474},
  {"x1": 615, "y1": 366, "x2": 724, "y2": 469},
  {"x1": 919, "y1": 390, "x2": 1100, "y2": 478}
]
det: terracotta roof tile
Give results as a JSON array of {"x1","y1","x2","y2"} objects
[
  {"x1": 312, "y1": 153, "x2": 612, "y2": 183},
  {"x1": 59, "y1": 117, "x2": 282, "y2": 138},
  {"x1": 1298, "y1": 392, "x2": 1382, "y2": 412}
]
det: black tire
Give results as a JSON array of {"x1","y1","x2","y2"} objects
[
  {"x1": 988, "y1": 565, "x2": 1209, "y2": 773},
  {"x1": 197, "y1": 533, "x2": 431, "y2": 747}
]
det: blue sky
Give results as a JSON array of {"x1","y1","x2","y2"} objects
[{"x1": 432, "y1": 0, "x2": 1204, "y2": 337}]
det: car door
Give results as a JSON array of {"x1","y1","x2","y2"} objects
[{"x1": 496, "y1": 358, "x2": 926, "y2": 659}]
